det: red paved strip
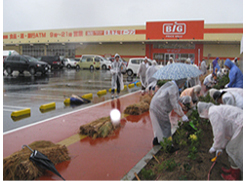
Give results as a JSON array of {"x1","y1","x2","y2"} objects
[{"x1": 3, "y1": 92, "x2": 155, "y2": 180}]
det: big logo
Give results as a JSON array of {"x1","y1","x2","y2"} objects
[{"x1": 163, "y1": 22, "x2": 186, "y2": 35}]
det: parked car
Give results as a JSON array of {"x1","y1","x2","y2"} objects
[
  {"x1": 4, "y1": 55, "x2": 50, "y2": 75},
  {"x1": 126, "y1": 58, "x2": 153, "y2": 76},
  {"x1": 76, "y1": 55, "x2": 101, "y2": 70},
  {"x1": 100, "y1": 56, "x2": 111, "y2": 70},
  {"x1": 63, "y1": 58, "x2": 78, "y2": 69},
  {"x1": 37, "y1": 56, "x2": 64, "y2": 69}
]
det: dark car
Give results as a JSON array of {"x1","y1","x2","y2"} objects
[
  {"x1": 4, "y1": 55, "x2": 50, "y2": 75},
  {"x1": 37, "y1": 56, "x2": 64, "y2": 69}
]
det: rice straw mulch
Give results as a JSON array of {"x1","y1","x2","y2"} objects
[
  {"x1": 123, "y1": 94, "x2": 152, "y2": 115},
  {"x1": 3, "y1": 140, "x2": 70, "y2": 180},
  {"x1": 80, "y1": 116, "x2": 120, "y2": 139}
]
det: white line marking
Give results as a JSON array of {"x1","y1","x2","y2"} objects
[
  {"x1": 3, "y1": 109, "x2": 17, "y2": 112},
  {"x1": 3, "y1": 91, "x2": 140, "y2": 135},
  {"x1": 3, "y1": 105, "x2": 29, "y2": 109}
]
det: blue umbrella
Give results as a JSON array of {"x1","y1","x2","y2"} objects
[{"x1": 152, "y1": 63, "x2": 202, "y2": 80}]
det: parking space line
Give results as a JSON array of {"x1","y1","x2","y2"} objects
[
  {"x1": 4, "y1": 105, "x2": 29, "y2": 109},
  {"x1": 3, "y1": 108, "x2": 17, "y2": 112}
]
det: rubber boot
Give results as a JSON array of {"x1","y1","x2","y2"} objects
[
  {"x1": 221, "y1": 166, "x2": 241, "y2": 180},
  {"x1": 221, "y1": 166, "x2": 232, "y2": 174}
]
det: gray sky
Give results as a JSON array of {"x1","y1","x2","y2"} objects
[{"x1": 3, "y1": 0, "x2": 244, "y2": 32}]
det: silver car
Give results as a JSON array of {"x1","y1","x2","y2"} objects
[{"x1": 63, "y1": 58, "x2": 78, "y2": 69}]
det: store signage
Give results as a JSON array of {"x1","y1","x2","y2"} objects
[
  {"x1": 86, "y1": 29, "x2": 135, "y2": 36},
  {"x1": 3, "y1": 30, "x2": 83, "y2": 40},
  {"x1": 146, "y1": 20, "x2": 204, "y2": 40}
]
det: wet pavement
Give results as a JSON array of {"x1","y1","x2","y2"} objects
[
  {"x1": 3, "y1": 91, "x2": 157, "y2": 180},
  {"x1": 3, "y1": 69, "x2": 140, "y2": 132}
]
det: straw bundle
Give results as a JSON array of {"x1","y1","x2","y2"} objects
[
  {"x1": 80, "y1": 116, "x2": 118, "y2": 138},
  {"x1": 124, "y1": 94, "x2": 152, "y2": 115},
  {"x1": 199, "y1": 71, "x2": 211, "y2": 84},
  {"x1": 3, "y1": 141, "x2": 70, "y2": 180}
]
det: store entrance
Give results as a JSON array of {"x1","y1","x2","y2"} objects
[{"x1": 164, "y1": 54, "x2": 175, "y2": 64}]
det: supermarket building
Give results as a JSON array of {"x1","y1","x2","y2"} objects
[{"x1": 3, "y1": 20, "x2": 243, "y2": 66}]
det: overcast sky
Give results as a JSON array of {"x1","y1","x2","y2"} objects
[{"x1": 2, "y1": 0, "x2": 244, "y2": 32}]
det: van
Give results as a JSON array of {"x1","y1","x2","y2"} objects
[
  {"x1": 76, "y1": 55, "x2": 101, "y2": 70},
  {"x1": 38, "y1": 56, "x2": 64, "y2": 69}
]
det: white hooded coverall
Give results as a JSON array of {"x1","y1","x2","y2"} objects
[
  {"x1": 197, "y1": 102, "x2": 243, "y2": 171},
  {"x1": 149, "y1": 80, "x2": 186, "y2": 143}
]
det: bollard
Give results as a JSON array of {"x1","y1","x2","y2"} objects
[
  {"x1": 40, "y1": 102, "x2": 56, "y2": 112},
  {"x1": 128, "y1": 83, "x2": 135, "y2": 88},
  {"x1": 136, "y1": 82, "x2": 141, "y2": 87},
  {"x1": 11, "y1": 108, "x2": 31, "y2": 117},
  {"x1": 64, "y1": 98, "x2": 70, "y2": 105},
  {"x1": 97, "y1": 89, "x2": 107, "y2": 96},
  {"x1": 82, "y1": 93, "x2": 93, "y2": 100}
]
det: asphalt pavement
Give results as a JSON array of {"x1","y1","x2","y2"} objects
[{"x1": 3, "y1": 68, "x2": 140, "y2": 132}]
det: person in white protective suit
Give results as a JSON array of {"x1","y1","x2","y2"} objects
[
  {"x1": 145, "y1": 60, "x2": 158, "y2": 95},
  {"x1": 209, "y1": 88, "x2": 243, "y2": 98},
  {"x1": 137, "y1": 57, "x2": 149, "y2": 93},
  {"x1": 200, "y1": 59, "x2": 207, "y2": 75},
  {"x1": 209, "y1": 88, "x2": 243, "y2": 109},
  {"x1": 180, "y1": 85, "x2": 201, "y2": 108},
  {"x1": 110, "y1": 53, "x2": 126, "y2": 99},
  {"x1": 197, "y1": 102, "x2": 243, "y2": 180},
  {"x1": 149, "y1": 78, "x2": 189, "y2": 152}
]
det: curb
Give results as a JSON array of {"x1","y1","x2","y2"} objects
[{"x1": 121, "y1": 145, "x2": 162, "y2": 180}]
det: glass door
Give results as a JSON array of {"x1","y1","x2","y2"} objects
[{"x1": 164, "y1": 54, "x2": 175, "y2": 65}]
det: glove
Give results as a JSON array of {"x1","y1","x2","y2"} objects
[
  {"x1": 182, "y1": 115, "x2": 189, "y2": 122},
  {"x1": 209, "y1": 147, "x2": 216, "y2": 153},
  {"x1": 216, "y1": 149, "x2": 222, "y2": 156}
]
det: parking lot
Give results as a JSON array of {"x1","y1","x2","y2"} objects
[{"x1": 3, "y1": 68, "x2": 140, "y2": 133}]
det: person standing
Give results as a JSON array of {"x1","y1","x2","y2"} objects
[
  {"x1": 110, "y1": 53, "x2": 125, "y2": 99},
  {"x1": 145, "y1": 60, "x2": 158, "y2": 95},
  {"x1": 137, "y1": 57, "x2": 149, "y2": 93},
  {"x1": 167, "y1": 57, "x2": 174, "y2": 65},
  {"x1": 149, "y1": 79, "x2": 189, "y2": 152},
  {"x1": 197, "y1": 102, "x2": 243, "y2": 180},
  {"x1": 200, "y1": 59, "x2": 207, "y2": 75},
  {"x1": 212, "y1": 57, "x2": 220, "y2": 74},
  {"x1": 224, "y1": 58, "x2": 243, "y2": 88}
]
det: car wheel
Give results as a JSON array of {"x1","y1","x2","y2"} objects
[
  {"x1": 90, "y1": 65, "x2": 94, "y2": 70},
  {"x1": 6, "y1": 67, "x2": 13, "y2": 75},
  {"x1": 127, "y1": 69, "x2": 133, "y2": 76},
  {"x1": 76, "y1": 65, "x2": 80, "y2": 70},
  {"x1": 29, "y1": 67, "x2": 36, "y2": 75},
  {"x1": 67, "y1": 64, "x2": 71, "y2": 69},
  {"x1": 102, "y1": 65, "x2": 107, "y2": 70}
]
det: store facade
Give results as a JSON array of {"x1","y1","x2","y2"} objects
[{"x1": 3, "y1": 20, "x2": 242, "y2": 66}]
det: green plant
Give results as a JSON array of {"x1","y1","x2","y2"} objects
[
  {"x1": 179, "y1": 175, "x2": 188, "y2": 180},
  {"x1": 157, "y1": 79, "x2": 171, "y2": 87},
  {"x1": 188, "y1": 146, "x2": 198, "y2": 160},
  {"x1": 183, "y1": 163, "x2": 192, "y2": 172},
  {"x1": 213, "y1": 73, "x2": 230, "y2": 89},
  {"x1": 164, "y1": 158, "x2": 177, "y2": 171},
  {"x1": 160, "y1": 137, "x2": 173, "y2": 153},
  {"x1": 139, "y1": 168, "x2": 155, "y2": 180}
]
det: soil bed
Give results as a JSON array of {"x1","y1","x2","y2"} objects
[{"x1": 135, "y1": 113, "x2": 230, "y2": 180}]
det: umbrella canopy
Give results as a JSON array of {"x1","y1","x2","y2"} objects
[
  {"x1": 23, "y1": 145, "x2": 65, "y2": 180},
  {"x1": 152, "y1": 63, "x2": 202, "y2": 80}
]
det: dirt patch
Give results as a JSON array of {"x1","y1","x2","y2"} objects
[{"x1": 135, "y1": 116, "x2": 230, "y2": 180}]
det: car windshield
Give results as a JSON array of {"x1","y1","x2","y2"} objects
[
  {"x1": 68, "y1": 58, "x2": 75, "y2": 61},
  {"x1": 24, "y1": 56, "x2": 38, "y2": 62}
]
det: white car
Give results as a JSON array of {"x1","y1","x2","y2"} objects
[
  {"x1": 99, "y1": 56, "x2": 112, "y2": 70},
  {"x1": 63, "y1": 58, "x2": 78, "y2": 69},
  {"x1": 126, "y1": 58, "x2": 153, "y2": 76}
]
